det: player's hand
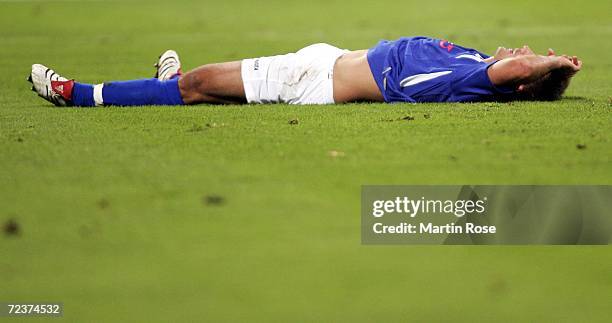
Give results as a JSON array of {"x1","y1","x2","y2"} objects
[
  {"x1": 556, "y1": 55, "x2": 582, "y2": 76},
  {"x1": 494, "y1": 47, "x2": 514, "y2": 60},
  {"x1": 547, "y1": 49, "x2": 581, "y2": 67},
  {"x1": 518, "y1": 45, "x2": 535, "y2": 55},
  {"x1": 561, "y1": 55, "x2": 581, "y2": 69},
  {"x1": 508, "y1": 46, "x2": 534, "y2": 56}
]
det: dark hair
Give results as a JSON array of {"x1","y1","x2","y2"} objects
[{"x1": 512, "y1": 69, "x2": 572, "y2": 101}]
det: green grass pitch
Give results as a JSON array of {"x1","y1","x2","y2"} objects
[{"x1": 1, "y1": 0, "x2": 611, "y2": 321}]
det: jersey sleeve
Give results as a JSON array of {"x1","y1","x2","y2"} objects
[{"x1": 450, "y1": 61, "x2": 515, "y2": 102}]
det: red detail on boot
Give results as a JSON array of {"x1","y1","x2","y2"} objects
[{"x1": 51, "y1": 80, "x2": 74, "y2": 101}]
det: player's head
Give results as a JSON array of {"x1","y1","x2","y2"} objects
[
  {"x1": 512, "y1": 71, "x2": 571, "y2": 101},
  {"x1": 494, "y1": 45, "x2": 572, "y2": 101}
]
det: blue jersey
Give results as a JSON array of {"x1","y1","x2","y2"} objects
[{"x1": 367, "y1": 37, "x2": 514, "y2": 103}]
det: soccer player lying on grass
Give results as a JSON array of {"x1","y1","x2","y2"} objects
[{"x1": 28, "y1": 37, "x2": 582, "y2": 107}]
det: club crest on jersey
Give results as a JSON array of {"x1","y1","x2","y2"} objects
[{"x1": 439, "y1": 40, "x2": 454, "y2": 52}]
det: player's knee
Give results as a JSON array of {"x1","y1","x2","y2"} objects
[
  {"x1": 178, "y1": 65, "x2": 217, "y2": 104},
  {"x1": 178, "y1": 71, "x2": 202, "y2": 104},
  {"x1": 179, "y1": 66, "x2": 208, "y2": 104}
]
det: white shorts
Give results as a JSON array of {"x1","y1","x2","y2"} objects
[{"x1": 241, "y1": 43, "x2": 347, "y2": 105}]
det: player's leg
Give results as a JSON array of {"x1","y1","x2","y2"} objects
[
  {"x1": 28, "y1": 64, "x2": 246, "y2": 107},
  {"x1": 29, "y1": 64, "x2": 186, "y2": 107},
  {"x1": 28, "y1": 50, "x2": 246, "y2": 107}
]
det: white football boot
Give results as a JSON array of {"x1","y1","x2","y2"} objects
[
  {"x1": 154, "y1": 50, "x2": 182, "y2": 81},
  {"x1": 27, "y1": 64, "x2": 74, "y2": 106}
]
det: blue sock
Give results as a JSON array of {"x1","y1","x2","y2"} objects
[
  {"x1": 72, "y1": 82, "x2": 95, "y2": 107},
  {"x1": 71, "y1": 78, "x2": 184, "y2": 107}
]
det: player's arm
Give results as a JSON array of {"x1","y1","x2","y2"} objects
[{"x1": 487, "y1": 54, "x2": 581, "y2": 87}]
